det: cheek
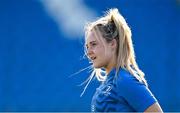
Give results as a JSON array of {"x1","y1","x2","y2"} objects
[
  {"x1": 104, "y1": 49, "x2": 114, "y2": 59},
  {"x1": 102, "y1": 47, "x2": 110, "y2": 55},
  {"x1": 96, "y1": 46, "x2": 105, "y2": 54}
]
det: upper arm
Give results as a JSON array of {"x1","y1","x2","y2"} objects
[
  {"x1": 144, "y1": 102, "x2": 163, "y2": 113},
  {"x1": 117, "y1": 73, "x2": 160, "y2": 112}
]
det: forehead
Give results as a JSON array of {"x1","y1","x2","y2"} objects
[
  {"x1": 86, "y1": 29, "x2": 102, "y2": 44},
  {"x1": 86, "y1": 31, "x2": 97, "y2": 43}
]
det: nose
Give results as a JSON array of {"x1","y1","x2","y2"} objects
[{"x1": 87, "y1": 47, "x2": 93, "y2": 57}]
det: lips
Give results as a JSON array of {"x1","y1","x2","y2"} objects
[{"x1": 90, "y1": 56, "x2": 96, "y2": 61}]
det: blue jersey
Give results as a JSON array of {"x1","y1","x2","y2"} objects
[{"x1": 91, "y1": 68, "x2": 157, "y2": 112}]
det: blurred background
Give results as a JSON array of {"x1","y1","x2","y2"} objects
[{"x1": 0, "y1": 0, "x2": 180, "y2": 112}]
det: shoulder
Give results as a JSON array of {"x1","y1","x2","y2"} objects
[
  {"x1": 116, "y1": 68, "x2": 143, "y2": 87},
  {"x1": 115, "y1": 68, "x2": 157, "y2": 112},
  {"x1": 115, "y1": 68, "x2": 147, "y2": 96}
]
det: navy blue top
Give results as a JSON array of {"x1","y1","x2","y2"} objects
[{"x1": 91, "y1": 68, "x2": 157, "y2": 112}]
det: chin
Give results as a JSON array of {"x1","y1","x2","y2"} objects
[{"x1": 93, "y1": 63, "x2": 104, "y2": 68}]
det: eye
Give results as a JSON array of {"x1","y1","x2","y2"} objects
[
  {"x1": 86, "y1": 45, "x2": 89, "y2": 50},
  {"x1": 91, "y1": 43, "x2": 97, "y2": 46},
  {"x1": 86, "y1": 41, "x2": 97, "y2": 50}
]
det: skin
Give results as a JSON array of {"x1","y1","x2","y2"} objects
[
  {"x1": 86, "y1": 29, "x2": 163, "y2": 112},
  {"x1": 144, "y1": 102, "x2": 163, "y2": 112},
  {"x1": 85, "y1": 30, "x2": 117, "y2": 75}
]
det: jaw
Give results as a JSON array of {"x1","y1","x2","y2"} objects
[{"x1": 104, "y1": 57, "x2": 117, "y2": 74}]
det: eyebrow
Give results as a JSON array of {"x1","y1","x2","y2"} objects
[{"x1": 85, "y1": 41, "x2": 97, "y2": 47}]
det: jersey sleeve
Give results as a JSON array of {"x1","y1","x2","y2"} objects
[{"x1": 116, "y1": 71, "x2": 157, "y2": 112}]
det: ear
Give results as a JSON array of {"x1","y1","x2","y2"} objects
[{"x1": 109, "y1": 39, "x2": 117, "y2": 49}]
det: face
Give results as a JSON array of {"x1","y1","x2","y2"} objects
[{"x1": 85, "y1": 29, "x2": 116, "y2": 69}]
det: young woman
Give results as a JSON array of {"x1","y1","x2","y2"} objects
[{"x1": 84, "y1": 8, "x2": 163, "y2": 112}]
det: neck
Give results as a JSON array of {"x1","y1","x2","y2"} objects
[
  {"x1": 105, "y1": 56, "x2": 117, "y2": 75},
  {"x1": 105, "y1": 67, "x2": 114, "y2": 75}
]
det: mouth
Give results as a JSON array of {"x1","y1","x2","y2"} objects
[{"x1": 90, "y1": 56, "x2": 96, "y2": 61}]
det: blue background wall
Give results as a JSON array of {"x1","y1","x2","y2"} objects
[{"x1": 0, "y1": 0, "x2": 180, "y2": 111}]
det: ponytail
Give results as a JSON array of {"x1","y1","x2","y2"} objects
[{"x1": 108, "y1": 8, "x2": 147, "y2": 86}]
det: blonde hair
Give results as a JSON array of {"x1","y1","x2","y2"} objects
[{"x1": 82, "y1": 8, "x2": 147, "y2": 96}]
